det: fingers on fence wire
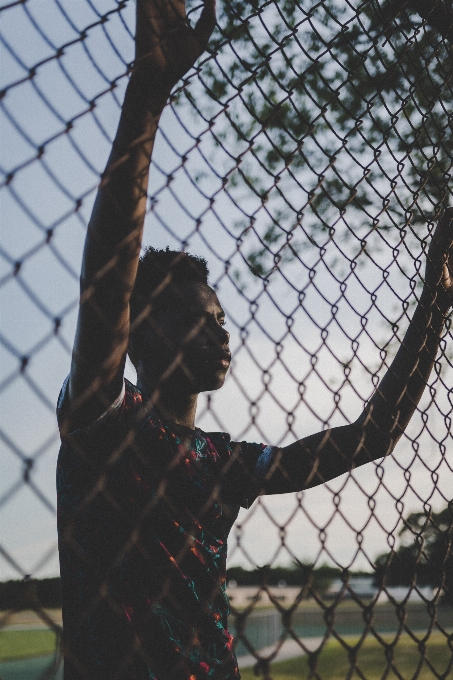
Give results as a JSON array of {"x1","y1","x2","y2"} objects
[
  {"x1": 426, "y1": 206, "x2": 453, "y2": 304},
  {"x1": 193, "y1": 0, "x2": 217, "y2": 49},
  {"x1": 135, "y1": 0, "x2": 216, "y2": 83}
]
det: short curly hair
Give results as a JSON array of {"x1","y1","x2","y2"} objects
[{"x1": 128, "y1": 247, "x2": 209, "y2": 364}]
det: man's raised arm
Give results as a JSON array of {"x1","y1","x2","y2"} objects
[
  {"x1": 261, "y1": 208, "x2": 453, "y2": 494},
  {"x1": 65, "y1": 0, "x2": 216, "y2": 431}
]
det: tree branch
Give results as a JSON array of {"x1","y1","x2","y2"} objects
[{"x1": 389, "y1": 0, "x2": 453, "y2": 42}]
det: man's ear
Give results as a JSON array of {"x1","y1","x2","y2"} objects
[
  {"x1": 128, "y1": 322, "x2": 145, "y2": 369},
  {"x1": 129, "y1": 315, "x2": 159, "y2": 368}
]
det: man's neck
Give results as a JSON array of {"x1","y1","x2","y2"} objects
[{"x1": 137, "y1": 375, "x2": 199, "y2": 430}]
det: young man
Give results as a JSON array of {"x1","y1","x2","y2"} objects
[{"x1": 56, "y1": 1, "x2": 453, "y2": 678}]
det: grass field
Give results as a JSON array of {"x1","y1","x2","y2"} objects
[
  {"x1": 240, "y1": 634, "x2": 453, "y2": 680},
  {"x1": 0, "y1": 630, "x2": 57, "y2": 662},
  {"x1": 0, "y1": 628, "x2": 451, "y2": 680}
]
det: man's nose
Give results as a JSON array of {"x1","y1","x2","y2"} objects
[
  {"x1": 221, "y1": 326, "x2": 230, "y2": 346},
  {"x1": 212, "y1": 323, "x2": 229, "y2": 346}
]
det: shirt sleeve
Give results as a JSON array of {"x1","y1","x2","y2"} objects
[
  {"x1": 239, "y1": 443, "x2": 279, "y2": 509},
  {"x1": 55, "y1": 376, "x2": 140, "y2": 478},
  {"x1": 210, "y1": 433, "x2": 279, "y2": 509}
]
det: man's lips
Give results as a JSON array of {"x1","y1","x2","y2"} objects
[
  {"x1": 205, "y1": 352, "x2": 231, "y2": 369},
  {"x1": 210, "y1": 359, "x2": 230, "y2": 369}
]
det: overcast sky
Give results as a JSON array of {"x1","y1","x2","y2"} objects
[{"x1": 1, "y1": 0, "x2": 452, "y2": 582}]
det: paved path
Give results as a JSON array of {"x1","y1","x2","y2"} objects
[{"x1": 0, "y1": 655, "x2": 63, "y2": 680}]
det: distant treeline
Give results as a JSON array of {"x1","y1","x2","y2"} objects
[
  {"x1": 225, "y1": 564, "x2": 365, "y2": 594},
  {"x1": 0, "y1": 567, "x2": 352, "y2": 610},
  {"x1": 2, "y1": 501, "x2": 451, "y2": 613},
  {"x1": 227, "y1": 504, "x2": 453, "y2": 604},
  {"x1": 0, "y1": 577, "x2": 62, "y2": 611},
  {"x1": 375, "y1": 505, "x2": 453, "y2": 604}
]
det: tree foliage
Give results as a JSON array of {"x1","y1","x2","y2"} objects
[
  {"x1": 227, "y1": 562, "x2": 353, "y2": 596},
  {"x1": 374, "y1": 503, "x2": 453, "y2": 604},
  {"x1": 0, "y1": 577, "x2": 62, "y2": 611},
  {"x1": 189, "y1": 0, "x2": 453, "y2": 279}
]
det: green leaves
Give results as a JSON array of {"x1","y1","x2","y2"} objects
[{"x1": 187, "y1": 1, "x2": 453, "y2": 281}]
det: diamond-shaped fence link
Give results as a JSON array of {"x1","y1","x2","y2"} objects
[{"x1": 1, "y1": 0, "x2": 453, "y2": 678}]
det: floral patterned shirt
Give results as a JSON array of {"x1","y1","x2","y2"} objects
[{"x1": 57, "y1": 378, "x2": 275, "y2": 680}]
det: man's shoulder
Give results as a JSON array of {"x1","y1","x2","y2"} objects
[
  {"x1": 57, "y1": 376, "x2": 145, "y2": 447},
  {"x1": 204, "y1": 431, "x2": 231, "y2": 445}
]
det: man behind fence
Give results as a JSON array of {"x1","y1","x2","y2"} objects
[{"x1": 56, "y1": 1, "x2": 453, "y2": 678}]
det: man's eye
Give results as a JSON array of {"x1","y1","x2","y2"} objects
[{"x1": 219, "y1": 319, "x2": 226, "y2": 327}]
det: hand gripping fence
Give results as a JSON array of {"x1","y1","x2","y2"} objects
[{"x1": 1, "y1": 1, "x2": 453, "y2": 679}]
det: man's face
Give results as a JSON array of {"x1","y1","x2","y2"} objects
[{"x1": 142, "y1": 281, "x2": 231, "y2": 393}]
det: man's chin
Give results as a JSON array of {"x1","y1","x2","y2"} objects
[
  {"x1": 197, "y1": 374, "x2": 227, "y2": 392},
  {"x1": 160, "y1": 364, "x2": 228, "y2": 393}
]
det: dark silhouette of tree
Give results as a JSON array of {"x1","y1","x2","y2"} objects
[
  {"x1": 374, "y1": 503, "x2": 453, "y2": 604},
  {"x1": 0, "y1": 577, "x2": 62, "y2": 611},
  {"x1": 226, "y1": 563, "x2": 364, "y2": 596},
  {"x1": 187, "y1": 0, "x2": 453, "y2": 279}
]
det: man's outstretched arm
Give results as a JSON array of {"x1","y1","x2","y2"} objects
[
  {"x1": 65, "y1": 0, "x2": 216, "y2": 432},
  {"x1": 261, "y1": 208, "x2": 453, "y2": 493}
]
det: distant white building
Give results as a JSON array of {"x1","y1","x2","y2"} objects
[
  {"x1": 328, "y1": 576, "x2": 377, "y2": 599},
  {"x1": 377, "y1": 585, "x2": 435, "y2": 603},
  {"x1": 327, "y1": 577, "x2": 435, "y2": 602},
  {"x1": 226, "y1": 585, "x2": 301, "y2": 608}
]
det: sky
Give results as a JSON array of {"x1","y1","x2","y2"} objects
[{"x1": 0, "y1": 0, "x2": 452, "y2": 582}]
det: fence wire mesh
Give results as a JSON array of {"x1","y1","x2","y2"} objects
[{"x1": 1, "y1": 0, "x2": 453, "y2": 678}]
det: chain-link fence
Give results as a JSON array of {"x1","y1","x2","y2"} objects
[{"x1": 1, "y1": 0, "x2": 453, "y2": 678}]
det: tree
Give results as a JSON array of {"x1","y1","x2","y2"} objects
[
  {"x1": 226, "y1": 562, "x2": 343, "y2": 595},
  {"x1": 0, "y1": 577, "x2": 62, "y2": 611},
  {"x1": 184, "y1": 0, "x2": 453, "y2": 281},
  {"x1": 374, "y1": 503, "x2": 453, "y2": 604}
]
